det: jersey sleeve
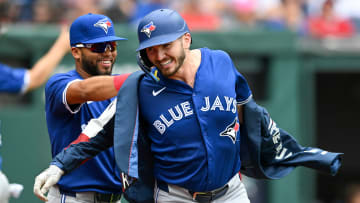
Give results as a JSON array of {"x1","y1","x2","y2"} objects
[
  {"x1": 0, "y1": 63, "x2": 28, "y2": 94},
  {"x1": 232, "y1": 61, "x2": 252, "y2": 105},
  {"x1": 51, "y1": 100, "x2": 117, "y2": 173},
  {"x1": 45, "y1": 74, "x2": 82, "y2": 115}
]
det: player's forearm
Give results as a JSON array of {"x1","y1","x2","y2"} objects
[
  {"x1": 66, "y1": 73, "x2": 130, "y2": 104},
  {"x1": 67, "y1": 76, "x2": 118, "y2": 104}
]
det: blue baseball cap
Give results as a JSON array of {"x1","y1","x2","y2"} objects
[
  {"x1": 70, "y1": 13, "x2": 127, "y2": 46},
  {"x1": 136, "y1": 9, "x2": 190, "y2": 51}
]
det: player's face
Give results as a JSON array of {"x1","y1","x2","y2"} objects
[
  {"x1": 79, "y1": 43, "x2": 117, "y2": 76},
  {"x1": 145, "y1": 37, "x2": 185, "y2": 78}
]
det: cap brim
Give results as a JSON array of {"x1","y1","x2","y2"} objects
[
  {"x1": 83, "y1": 36, "x2": 127, "y2": 44},
  {"x1": 136, "y1": 32, "x2": 184, "y2": 51}
]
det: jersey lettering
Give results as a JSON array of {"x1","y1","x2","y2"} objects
[
  {"x1": 200, "y1": 97, "x2": 210, "y2": 111},
  {"x1": 200, "y1": 96, "x2": 237, "y2": 112},
  {"x1": 153, "y1": 120, "x2": 166, "y2": 134},
  {"x1": 169, "y1": 105, "x2": 183, "y2": 121},
  {"x1": 160, "y1": 114, "x2": 174, "y2": 127},
  {"x1": 224, "y1": 96, "x2": 233, "y2": 111},
  {"x1": 153, "y1": 96, "x2": 238, "y2": 135},
  {"x1": 211, "y1": 96, "x2": 224, "y2": 111},
  {"x1": 153, "y1": 101, "x2": 194, "y2": 134},
  {"x1": 181, "y1": 101, "x2": 193, "y2": 117}
]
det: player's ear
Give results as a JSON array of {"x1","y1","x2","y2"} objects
[
  {"x1": 71, "y1": 47, "x2": 81, "y2": 60},
  {"x1": 182, "y1": 33, "x2": 191, "y2": 49}
]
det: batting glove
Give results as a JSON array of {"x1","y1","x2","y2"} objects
[{"x1": 33, "y1": 165, "x2": 64, "y2": 202}]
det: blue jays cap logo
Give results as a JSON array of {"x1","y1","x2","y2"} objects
[
  {"x1": 220, "y1": 117, "x2": 239, "y2": 144},
  {"x1": 141, "y1": 21, "x2": 156, "y2": 38},
  {"x1": 94, "y1": 18, "x2": 112, "y2": 34}
]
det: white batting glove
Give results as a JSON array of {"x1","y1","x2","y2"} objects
[{"x1": 33, "y1": 165, "x2": 64, "y2": 202}]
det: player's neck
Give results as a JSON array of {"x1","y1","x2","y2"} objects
[{"x1": 172, "y1": 49, "x2": 201, "y2": 88}]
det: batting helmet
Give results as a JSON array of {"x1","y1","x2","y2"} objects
[
  {"x1": 136, "y1": 9, "x2": 190, "y2": 82},
  {"x1": 136, "y1": 9, "x2": 190, "y2": 51}
]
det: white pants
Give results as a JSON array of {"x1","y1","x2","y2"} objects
[
  {"x1": 154, "y1": 173, "x2": 251, "y2": 203},
  {"x1": 48, "y1": 186, "x2": 122, "y2": 203}
]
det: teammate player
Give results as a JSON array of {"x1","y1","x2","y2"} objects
[
  {"x1": 0, "y1": 25, "x2": 69, "y2": 93},
  {"x1": 34, "y1": 9, "x2": 252, "y2": 202},
  {"x1": 39, "y1": 13, "x2": 130, "y2": 203}
]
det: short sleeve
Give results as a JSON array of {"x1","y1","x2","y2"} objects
[
  {"x1": 45, "y1": 74, "x2": 82, "y2": 115},
  {"x1": 0, "y1": 63, "x2": 27, "y2": 93},
  {"x1": 233, "y1": 63, "x2": 252, "y2": 105}
]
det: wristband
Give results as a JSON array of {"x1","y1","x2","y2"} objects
[{"x1": 114, "y1": 73, "x2": 131, "y2": 91}]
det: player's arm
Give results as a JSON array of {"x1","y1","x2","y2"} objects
[
  {"x1": 66, "y1": 74, "x2": 129, "y2": 104},
  {"x1": 26, "y1": 26, "x2": 70, "y2": 92},
  {"x1": 34, "y1": 100, "x2": 116, "y2": 202}
]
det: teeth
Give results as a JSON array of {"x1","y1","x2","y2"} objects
[
  {"x1": 161, "y1": 60, "x2": 171, "y2": 65},
  {"x1": 102, "y1": 60, "x2": 111, "y2": 64}
]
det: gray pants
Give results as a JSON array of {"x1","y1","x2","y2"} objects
[
  {"x1": 154, "y1": 173, "x2": 251, "y2": 203},
  {"x1": 48, "y1": 186, "x2": 122, "y2": 203},
  {"x1": 0, "y1": 171, "x2": 10, "y2": 203}
]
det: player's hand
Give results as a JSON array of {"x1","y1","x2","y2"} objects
[{"x1": 33, "y1": 165, "x2": 64, "y2": 202}]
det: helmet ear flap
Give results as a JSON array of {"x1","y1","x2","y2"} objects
[
  {"x1": 136, "y1": 50, "x2": 159, "y2": 82},
  {"x1": 139, "y1": 49, "x2": 153, "y2": 68}
]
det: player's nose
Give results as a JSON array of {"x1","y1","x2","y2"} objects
[{"x1": 154, "y1": 49, "x2": 166, "y2": 61}]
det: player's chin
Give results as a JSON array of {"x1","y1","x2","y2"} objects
[{"x1": 98, "y1": 64, "x2": 113, "y2": 75}]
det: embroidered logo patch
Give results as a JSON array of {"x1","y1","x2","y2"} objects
[
  {"x1": 94, "y1": 18, "x2": 112, "y2": 34},
  {"x1": 220, "y1": 117, "x2": 239, "y2": 144},
  {"x1": 141, "y1": 21, "x2": 156, "y2": 38}
]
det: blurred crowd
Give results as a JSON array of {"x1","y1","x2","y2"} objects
[{"x1": 1, "y1": 0, "x2": 360, "y2": 39}]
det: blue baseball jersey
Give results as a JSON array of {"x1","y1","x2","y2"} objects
[
  {"x1": 0, "y1": 63, "x2": 29, "y2": 93},
  {"x1": 138, "y1": 48, "x2": 252, "y2": 192},
  {"x1": 45, "y1": 69, "x2": 122, "y2": 194}
]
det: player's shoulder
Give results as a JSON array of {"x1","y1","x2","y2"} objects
[
  {"x1": 201, "y1": 47, "x2": 231, "y2": 61},
  {"x1": 45, "y1": 70, "x2": 79, "y2": 91}
]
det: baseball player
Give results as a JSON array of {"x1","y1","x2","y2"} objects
[
  {"x1": 37, "y1": 13, "x2": 130, "y2": 203},
  {"x1": 0, "y1": 25, "x2": 69, "y2": 93},
  {"x1": 136, "y1": 9, "x2": 252, "y2": 202}
]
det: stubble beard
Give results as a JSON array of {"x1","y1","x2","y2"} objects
[
  {"x1": 81, "y1": 53, "x2": 114, "y2": 76},
  {"x1": 160, "y1": 49, "x2": 186, "y2": 78}
]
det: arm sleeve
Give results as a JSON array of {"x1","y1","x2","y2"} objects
[
  {"x1": 233, "y1": 62, "x2": 252, "y2": 105},
  {"x1": 0, "y1": 63, "x2": 28, "y2": 93},
  {"x1": 45, "y1": 74, "x2": 82, "y2": 116},
  {"x1": 51, "y1": 100, "x2": 117, "y2": 173}
]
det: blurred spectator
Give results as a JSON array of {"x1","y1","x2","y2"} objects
[
  {"x1": 259, "y1": 0, "x2": 306, "y2": 34},
  {"x1": 31, "y1": 0, "x2": 58, "y2": 23},
  {"x1": 0, "y1": 0, "x2": 21, "y2": 23},
  {"x1": 229, "y1": 0, "x2": 258, "y2": 28},
  {"x1": 346, "y1": 184, "x2": 360, "y2": 203},
  {"x1": 127, "y1": 0, "x2": 169, "y2": 27},
  {"x1": 333, "y1": 1, "x2": 360, "y2": 32},
  {"x1": 105, "y1": 0, "x2": 136, "y2": 23},
  {"x1": 179, "y1": 0, "x2": 222, "y2": 31},
  {"x1": 60, "y1": 0, "x2": 104, "y2": 24},
  {"x1": 307, "y1": 0, "x2": 354, "y2": 38}
]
